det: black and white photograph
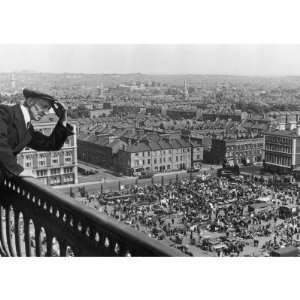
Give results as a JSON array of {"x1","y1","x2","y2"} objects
[
  {"x1": 1, "y1": 0, "x2": 300, "y2": 299},
  {"x1": 3, "y1": 44, "x2": 300, "y2": 257}
]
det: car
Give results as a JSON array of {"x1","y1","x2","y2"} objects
[{"x1": 139, "y1": 171, "x2": 153, "y2": 179}]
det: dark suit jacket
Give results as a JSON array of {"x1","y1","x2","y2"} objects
[{"x1": 0, "y1": 104, "x2": 74, "y2": 177}]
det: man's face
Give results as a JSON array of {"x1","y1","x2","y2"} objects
[{"x1": 27, "y1": 98, "x2": 52, "y2": 121}]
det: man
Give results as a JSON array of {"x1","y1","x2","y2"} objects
[{"x1": 0, "y1": 88, "x2": 73, "y2": 178}]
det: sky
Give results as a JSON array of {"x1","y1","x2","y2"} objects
[{"x1": 2, "y1": 44, "x2": 300, "y2": 76}]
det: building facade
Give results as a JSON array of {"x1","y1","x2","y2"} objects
[
  {"x1": 202, "y1": 113, "x2": 242, "y2": 122},
  {"x1": 190, "y1": 140, "x2": 204, "y2": 169},
  {"x1": 90, "y1": 109, "x2": 112, "y2": 118},
  {"x1": 264, "y1": 124, "x2": 300, "y2": 175},
  {"x1": 117, "y1": 136, "x2": 192, "y2": 176},
  {"x1": 17, "y1": 121, "x2": 78, "y2": 186},
  {"x1": 77, "y1": 139, "x2": 113, "y2": 168},
  {"x1": 204, "y1": 137, "x2": 264, "y2": 165},
  {"x1": 166, "y1": 109, "x2": 197, "y2": 120}
]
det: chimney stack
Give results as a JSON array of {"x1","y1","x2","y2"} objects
[
  {"x1": 278, "y1": 122, "x2": 286, "y2": 131},
  {"x1": 290, "y1": 121, "x2": 297, "y2": 131}
]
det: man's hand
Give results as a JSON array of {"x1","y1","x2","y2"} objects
[
  {"x1": 52, "y1": 101, "x2": 67, "y2": 126},
  {"x1": 19, "y1": 169, "x2": 35, "y2": 177}
]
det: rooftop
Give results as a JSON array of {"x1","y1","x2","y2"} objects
[{"x1": 265, "y1": 129, "x2": 300, "y2": 137}]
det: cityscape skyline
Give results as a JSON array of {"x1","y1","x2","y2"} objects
[{"x1": 3, "y1": 44, "x2": 300, "y2": 76}]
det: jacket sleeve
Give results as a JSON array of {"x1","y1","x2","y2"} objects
[
  {"x1": 0, "y1": 107, "x2": 24, "y2": 177},
  {"x1": 28, "y1": 122, "x2": 74, "y2": 151}
]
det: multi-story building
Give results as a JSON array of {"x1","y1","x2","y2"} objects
[
  {"x1": 77, "y1": 135, "x2": 115, "y2": 168},
  {"x1": 112, "y1": 105, "x2": 141, "y2": 115},
  {"x1": 117, "y1": 136, "x2": 192, "y2": 176},
  {"x1": 190, "y1": 139, "x2": 204, "y2": 169},
  {"x1": 145, "y1": 107, "x2": 162, "y2": 116},
  {"x1": 17, "y1": 119, "x2": 78, "y2": 186},
  {"x1": 264, "y1": 121, "x2": 300, "y2": 175},
  {"x1": 204, "y1": 137, "x2": 264, "y2": 165},
  {"x1": 201, "y1": 113, "x2": 243, "y2": 122},
  {"x1": 166, "y1": 109, "x2": 197, "y2": 120},
  {"x1": 90, "y1": 109, "x2": 112, "y2": 118},
  {"x1": 77, "y1": 129, "x2": 201, "y2": 175}
]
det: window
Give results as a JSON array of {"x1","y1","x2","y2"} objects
[
  {"x1": 38, "y1": 160, "x2": 46, "y2": 167},
  {"x1": 50, "y1": 176, "x2": 61, "y2": 185},
  {"x1": 52, "y1": 152, "x2": 60, "y2": 165},
  {"x1": 52, "y1": 158, "x2": 59, "y2": 165},
  {"x1": 64, "y1": 151, "x2": 73, "y2": 164},
  {"x1": 64, "y1": 157, "x2": 72, "y2": 163},
  {"x1": 25, "y1": 154, "x2": 33, "y2": 168},
  {"x1": 64, "y1": 174, "x2": 74, "y2": 183},
  {"x1": 38, "y1": 177, "x2": 47, "y2": 185},
  {"x1": 37, "y1": 169, "x2": 47, "y2": 177},
  {"x1": 38, "y1": 153, "x2": 47, "y2": 167},
  {"x1": 51, "y1": 168, "x2": 60, "y2": 175},
  {"x1": 148, "y1": 159, "x2": 151, "y2": 164},
  {"x1": 64, "y1": 167, "x2": 73, "y2": 174}
]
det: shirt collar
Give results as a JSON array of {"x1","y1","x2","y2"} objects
[{"x1": 20, "y1": 104, "x2": 31, "y2": 126}]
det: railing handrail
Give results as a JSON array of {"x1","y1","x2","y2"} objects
[{"x1": 8, "y1": 176, "x2": 185, "y2": 256}]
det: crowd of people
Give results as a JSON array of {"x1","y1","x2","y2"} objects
[{"x1": 79, "y1": 173, "x2": 300, "y2": 256}]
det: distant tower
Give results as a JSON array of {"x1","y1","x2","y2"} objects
[
  {"x1": 183, "y1": 80, "x2": 189, "y2": 100},
  {"x1": 97, "y1": 82, "x2": 104, "y2": 98},
  {"x1": 11, "y1": 73, "x2": 16, "y2": 90}
]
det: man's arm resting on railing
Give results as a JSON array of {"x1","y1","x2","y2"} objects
[{"x1": 19, "y1": 169, "x2": 35, "y2": 177}]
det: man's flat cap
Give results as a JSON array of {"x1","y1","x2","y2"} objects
[{"x1": 23, "y1": 88, "x2": 57, "y2": 103}]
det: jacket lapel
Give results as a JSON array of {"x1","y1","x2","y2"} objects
[{"x1": 12, "y1": 104, "x2": 32, "y2": 153}]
